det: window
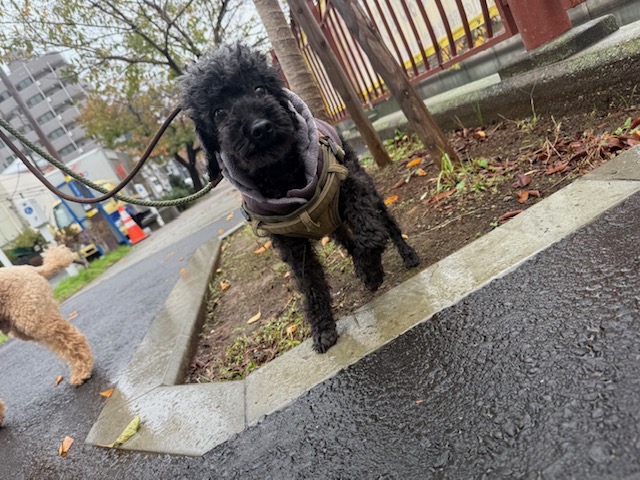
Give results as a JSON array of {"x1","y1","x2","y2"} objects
[
  {"x1": 38, "y1": 111, "x2": 56, "y2": 124},
  {"x1": 48, "y1": 127, "x2": 65, "y2": 140},
  {"x1": 15, "y1": 77, "x2": 34, "y2": 91},
  {"x1": 59, "y1": 143, "x2": 76, "y2": 156},
  {"x1": 18, "y1": 124, "x2": 33, "y2": 134},
  {"x1": 0, "y1": 90, "x2": 10, "y2": 102},
  {"x1": 26, "y1": 93, "x2": 45, "y2": 107}
]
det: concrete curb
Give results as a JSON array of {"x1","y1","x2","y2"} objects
[
  {"x1": 498, "y1": 14, "x2": 619, "y2": 78},
  {"x1": 85, "y1": 146, "x2": 640, "y2": 456}
]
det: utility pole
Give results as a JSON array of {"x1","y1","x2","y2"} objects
[
  {"x1": 330, "y1": 0, "x2": 459, "y2": 169},
  {"x1": 287, "y1": 0, "x2": 391, "y2": 168},
  {"x1": 0, "y1": 65, "x2": 61, "y2": 162}
]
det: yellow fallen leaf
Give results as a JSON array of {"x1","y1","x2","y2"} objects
[
  {"x1": 283, "y1": 271, "x2": 291, "y2": 279},
  {"x1": 253, "y1": 240, "x2": 272, "y2": 254},
  {"x1": 67, "y1": 311, "x2": 78, "y2": 321},
  {"x1": 475, "y1": 130, "x2": 487, "y2": 139},
  {"x1": 414, "y1": 168, "x2": 427, "y2": 177},
  {"x1": 220, "y1": 280, "x2": 231, "y2": 292},
  {"x1": 321, "y1": 236, "x2": 330, "y2": 247},
  {"x1": 216, "y1": 268, "x2": 223, "y2": 274},
  {"x1": 402, "y1": 234, "x2": 408, "y2": 239},
  {"x1": 384, "y1": 195, "x2": 399, "y2": 205},
  {"x1": 218, "y1": 229, "x2": 224, "y2": 235},
  {"x1": 247, "y1": 309, "x2": 261, "y2": 324},
  {"x1": 55, "y1": 375, "x2": 63, "y2": 386},
  {"x1": 100, "y1": 416, "x2": 141, "y2": 449},
  {"x1": 100, "y1": 388, "x2": 115, "y2": 398},
  {"x1": 286, "y1": 324, "x2": 298, "y2": 339},
  {"x1": 406, "y1": 158, "x2": 422, "y2": 168},
  {"x1": 179, "y1": 268, "x2": 187, "y2": 276},
  {"x1": 58, "y1": 436, "x2": 74, "y2": 457},
  {"x1": 226, "y1": 212, "x2": 234, "y2": 221}
]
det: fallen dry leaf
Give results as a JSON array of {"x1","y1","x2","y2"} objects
[
  {"x1": 402, "y1": 234, "x2": 409, "y2": 239},
  {"x1": 321, "y1": 236, "x2": 330, "y2": 247},
  {"x1": 55, "y1": 375, "x2": 63, "y2": 386},
  {"x1": 415, "y1": 399, "x2": 425, "y2": 405},
  {"x1": 100, "y1": 388, "x2": 115, "y2": 398},
  {"x1": 528, "y1": 190, "x2": 541, "y2": 198},
  {"x1": 406, "y1": 158, "x2": 422, "y2": 168},
  {"x1": 475, "y1": 130, "x2": 487, "y2": 139},
  {"x1": 392, "y1": 178, "x2": 406, "y2": 189},
  {"x1": 545, "y1": 162, "x2": 569, "y2": 174},
  {"x1": 426, "y1": 187, "x2": 456, "y2": 204},
  {"x1": 384, "y1": 195, "x2": 399, "y2": 205},
  {"x1": 517, "y1": 190, "x2": 529, "y2": 204},
  {"x1": 226, "y1": 212, "x2": 234, "y2": 221},
  {"x1": 179, "y1": 268, "x2": 187, "y2": 276},
  {"x1": 285, "y1": 324, "x2": 298, "y2": 339},
  {"x1": 67, "y1": 311, "x2": 78, "y2": 321},
  {"x1": 498, "y1": 209, "x2": 524, "y2": 223},
  {"x1": 100, "y1": 416, "x2": 141, "y2": 449},
  {"x1": 253, "y1": 240, "x2": 272, "y2": 254},
  {"x1": 406, "y1": 206, "x2": 420, "y2": 216},
  {"x1": 58, "y1": 436, "x2": 74, "y2": 457},
  {"x1": 511, "y1": 174, "x2": 531, "y2": 188},
  {"x1": 247, "y1": 310, "x2": 261, "y2": 325},
  {"x1": 631, "y1": 117, "x2": 640, "y2": 130},
  {"x1": 414, "y1": 168, "x2": 427, "y2": 177},
  {"x1": 218, "y1": 229, "x2": 225, "y2": 235},
  {"x1": 220, "y1": 280, "x2": 231, "y2": 292}
]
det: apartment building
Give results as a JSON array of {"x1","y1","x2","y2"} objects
[{"x1": 0, "y1": 52, "x2": 97, "y2": 172}]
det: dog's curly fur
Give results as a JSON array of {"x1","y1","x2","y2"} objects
[
  {"x1": 181, "y1": 44, "x2": 420, "y2": 353},
  {"x1": 0, "y1": 245, "x2": 94, "y2": 426}
]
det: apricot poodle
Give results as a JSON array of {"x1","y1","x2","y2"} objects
[{"x1": 0, "y1": 245, "x2": 94, "y2": 426}]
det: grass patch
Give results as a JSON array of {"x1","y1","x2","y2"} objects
[
  {"x1": 0, "y1": 332, "x2": 7, "y2": 346},
  {"x1": 194, "y1": 301, "x2": 310, "y2": 382},
  {"x1": 54, "y1": 246, "x2": 131, "y2": 302}
]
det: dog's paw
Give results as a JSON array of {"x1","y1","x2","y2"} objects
[
  {"x1": 312, "y1": 328, "x2": 338, "y2": 354},
  {"x1": 364, "y1": 270, "x2": 384, "y2": 292},
  {"x1": 403, "y1": 249, "x2": 420, "y2": 269},
  {"x1": 69, "y1": 373, "x2": 92, "y2": 386}
]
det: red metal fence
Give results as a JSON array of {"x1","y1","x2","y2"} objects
[{"x1": 292, "y1": 0, "x2": 519, "y2": 122}]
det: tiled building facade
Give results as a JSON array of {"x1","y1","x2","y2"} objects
[{"x1": 0, "y1": 52, "x2": 97, "y2": 172}]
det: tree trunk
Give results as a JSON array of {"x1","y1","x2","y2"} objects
[
  {"x1": 173, "y1": 144, "x2": 203, "y2": 191},
  {"x1": 253, "y1": 0, "x2": 331, "y2": 122},
  {"x1": 330, "y1": 0, "x2": 459, "y2": 169},
  {"x1": 287, "y1": 0, "x2": 391, "y2": 168}
]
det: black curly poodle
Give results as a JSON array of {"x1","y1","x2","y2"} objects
[{"x1": 181, "y1": 43, "x2": 419, "y2": 353}]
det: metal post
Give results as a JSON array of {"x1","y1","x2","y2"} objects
[
  {"x1": 0, "y1": 248, "x2": 12, "y2": 266},
  {"x1": 506, "y1": 0, "x2": 572, "y2": 51}
]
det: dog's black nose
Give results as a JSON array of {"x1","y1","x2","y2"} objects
[{"x1": 250, "y1": 119, "x2": 274, "y2": 142}]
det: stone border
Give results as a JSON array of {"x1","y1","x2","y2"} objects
[{"x1": 85, "y1": 147, "x2": 640, "y2": 456}]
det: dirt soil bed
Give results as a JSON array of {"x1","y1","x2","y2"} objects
[{"x1": 187, "y1": 105, "x2": 640, "y2": 383}]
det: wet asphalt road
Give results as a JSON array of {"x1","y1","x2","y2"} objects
[{"x1": 4, "y1": 190, "x2": 640, "y2": 478}]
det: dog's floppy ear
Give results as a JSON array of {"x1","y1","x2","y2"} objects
[{"x1": 196, "y1": 125, "x2": 223, "y2": 182}]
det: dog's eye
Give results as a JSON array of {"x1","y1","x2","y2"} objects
[
  {"x1": 255, "y1": 86, "x2": 267, "y2": 95},
  {"x1": 214, "y1": 108, "x2": 225, "y2": 118}
]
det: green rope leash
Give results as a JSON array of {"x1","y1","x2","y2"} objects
[{"x1": 0, "y1": 116, "x2": 213, "y2": 207}]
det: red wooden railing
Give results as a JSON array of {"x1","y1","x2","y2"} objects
[{"x1": 292, "y1": 0, "x2": 517, "y2": 122}]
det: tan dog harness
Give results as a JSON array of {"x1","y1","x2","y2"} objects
[{"x1": 242, "y1": 137, "x2": 348, "y2": 240}]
